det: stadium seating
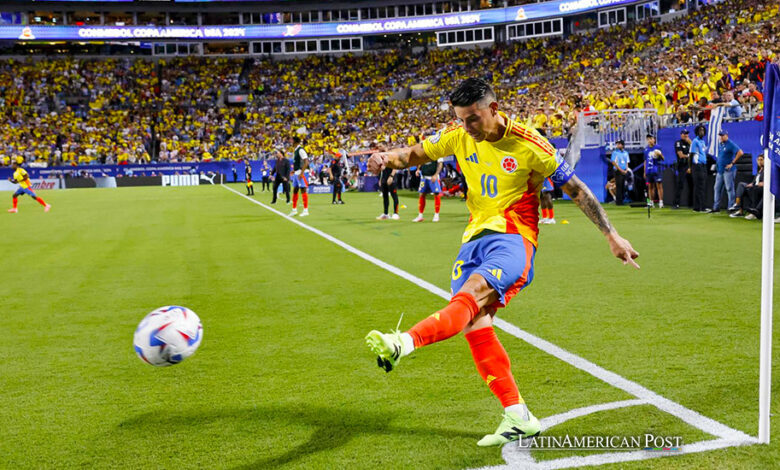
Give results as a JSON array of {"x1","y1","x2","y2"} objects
[{"x1": 0, "y1": 0, "x2": 776, "y2": 168}]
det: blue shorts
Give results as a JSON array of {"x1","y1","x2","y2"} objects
[
  {"x1": 418, "y1": 177, "x2": 441, "y2": 194},
  {"x1": 450, "y1": 233, "x2": 536, "y2": 309},
  {"x1": 646, "y1": 172, "x2": 662, "y2": 183},
  {"x1": 14, "y1": 187, "x2": 36, "y2": 198},
  {"x1": 292, "y1": 173, "x2": 309, "y2": 189},
  {"x1": 542, "y1": 178, "x2": 554, "y2": 192}
]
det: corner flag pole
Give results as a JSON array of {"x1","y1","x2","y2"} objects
[
  {"x1": 758, "y1": 61, "x2": 779, "y2": 444},
  {"x1": 759, "y1": 147, "x2": 774, "y2": 444}
]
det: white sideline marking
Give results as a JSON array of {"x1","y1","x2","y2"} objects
[{"x1": 222, "y1": 185, "x2": 758, "y2": 468}]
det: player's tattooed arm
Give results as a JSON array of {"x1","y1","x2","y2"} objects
[
  {"x1": 562, "y1": 175, "x2": 613, "y2": 234},
  {"x1": 368, "y1": 143, "x2": 430, "y2": 174},
  {"x1": 562, "y1": 175, "x2": 640, "y2": 269}
]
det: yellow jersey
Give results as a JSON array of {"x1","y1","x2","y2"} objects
[
  {"x1": 13, "y1": 167, "x2": 31, "y2": 189},
  {"x1": 532, "y1": 113, "x2": 548, "y2": 129},
  {"x1": 422, "y1": 114, "x2": 567, "y2": 246},
  {"x1": 651, "y1": 93, "x2": 667, "y2": 115}
]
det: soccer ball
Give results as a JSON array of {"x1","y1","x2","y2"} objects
[
  {"x1": 133, "y1": 306, "x2": 203, "y2": 367},
  {"x1": 653, "y1": 149, "x2": 662, "y2": 158}
]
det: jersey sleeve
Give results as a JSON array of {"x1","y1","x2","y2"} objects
[
  {"x1": 421, "y1": 124, "x2": 461, "y2": 161},
  {"x1": 300, "y1": 148, "x2": 309, "y2": 160},
  {"x1": 519, "y1": 125, "x2": 572, "y2": 185}
]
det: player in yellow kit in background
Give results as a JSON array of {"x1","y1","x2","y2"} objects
[
  {"x1": 364, "y1": 78, "x2": 639, "y2": 446},
  {"x1": 7, "y1": 160, "x2": 51, "y2": 213}
]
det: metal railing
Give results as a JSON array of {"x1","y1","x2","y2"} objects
[
  {"x1": 579, "y1": 109, "x2": 659, "y2": 150},
  {"x1": 658, "y1": 102, "x2": 763, "y2": 128}
]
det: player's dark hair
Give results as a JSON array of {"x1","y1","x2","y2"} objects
[
  {"x1": 293, "y1": 136, "x2": 301, "y2": 144},
  {"x1": 449, "y1": 78, "x2": 496, "y2": 108}
]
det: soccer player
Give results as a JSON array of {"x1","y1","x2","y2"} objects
[
  {"x1": 643, "y1": 134, "x2": 664, "y2": 208},
  {"x1": 413, "y1": 159, "x2": 443, "y2": 222},
  {"x1": 539, "y1": 177, "x2": 555, "y2": 224},
  {"x1": 536, "y1": 128, "x2": 555, "y2": 223},
  {"x1": 244, "y1": 160, "x2": 254, "y2": 196},
  {"x1": 290, "y1": 136, "x2": 310, "y2": 217},
  {"x1": 364, "y1": 79, "x2": 638, "y2": 447},
  {"x1": 7, "y1": 161, "x2": 51, "y2": 213}
]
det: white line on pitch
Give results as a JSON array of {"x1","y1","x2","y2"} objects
[
  {"x1": 222, "y1": 185, "x2": 758, "y2": 466},
  {"x1": 537, "y1": 399, "x2": 645, "y2": 431},
  {"x1": 494, "y1": 318, "x2": 754, "y2": 442}
]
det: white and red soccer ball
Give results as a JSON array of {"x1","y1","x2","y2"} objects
[{"x1": 133, "y1": 306, "x2": 203, "y2": 367}]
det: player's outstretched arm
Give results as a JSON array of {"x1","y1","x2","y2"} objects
[
  {"x1": 561, "y1": 175, "x2": 640, "y2": 269},
  {"x1": 367, "y1": 143, "x2": 430, "y2": 175}
]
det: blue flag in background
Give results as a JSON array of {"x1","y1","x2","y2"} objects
[{"x1": 762, "y1": 63, "x2": 780, "y2": 196}]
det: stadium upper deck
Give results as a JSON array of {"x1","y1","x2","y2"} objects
[{"x1": 0, "y1": 0, "x2": 776, "y2": 167}]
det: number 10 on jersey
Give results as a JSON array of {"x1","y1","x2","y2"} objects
[{"x1": 480, "y1": 174, "x2": 498, "y2": 198}]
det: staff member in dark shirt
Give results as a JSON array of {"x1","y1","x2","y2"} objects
[
  {"x1": 328, "y1": 152, "x2": 345, "y2": 205},
  {"x1": 271, "y1": 149, "x2": 291, "y2": 204},
  {"x1": 673, "y1": 129, "x2": 692, "y2": 208},
  {"x1": 375, "y1": 140, "x2": 400, "y2": 220},
  {"x1": 730, "y1": 155, "x2": 765, "y2": 219}
]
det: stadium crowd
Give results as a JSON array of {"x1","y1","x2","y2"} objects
[{"x1": 0, "y1": 0, "x2": 777, "y2": 169}]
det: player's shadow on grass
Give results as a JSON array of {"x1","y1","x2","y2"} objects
[{"x1": 120, "y1": 404, "x2": 481, "y2": 469}]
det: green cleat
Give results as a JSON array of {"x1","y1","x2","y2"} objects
[
  {"x1": 477, "y1": 410, "x2": 541, "y2": 447},
  {"x1": 365, "y1": 330, "x2": 404, "y2": 372}
]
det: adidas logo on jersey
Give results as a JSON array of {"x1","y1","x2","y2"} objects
[{"x1": 466, "y1": 153, "x2": 479, "y2": 164}]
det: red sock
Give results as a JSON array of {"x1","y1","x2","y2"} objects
[
  {"x1": 36, "y1": 197, "x2": 47, "y2": 207},
  {"x1": 292, "y1": 192, "x2": 299, "y2": 209},
  {"x1": 12, "y1": 197, "x2": 18, "y2": 209},
  {"x1": 302, "y1": 192, "x2": 308, "y2": 209},
  {"x1": 541, "y1": 208, "x2": 548, "y2": 219},
  {"x1": 434, "y1": 194, "x2": 441, "y2": 213},
  {"x1": 418, "y1": 194, "x2": 426, "y2": 213},
  {"x1": 407, "y1": 292, "x2": 479, "y2": 348},
  {"x1": 548, "y1": 207, "x2": 554, "y2": 219},
  {"x1": 465, "y1": 326, "x2": 521, "y2": 407}
]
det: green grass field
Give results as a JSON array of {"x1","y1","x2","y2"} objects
[{"x1": 1, "y1": 184, "x2": 779, "y2": 469}]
